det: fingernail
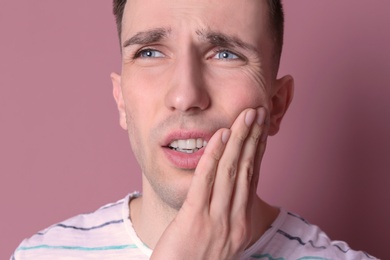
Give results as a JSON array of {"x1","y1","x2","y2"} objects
[
  {"x1": 245, "y1": 109, "x2": 256, "y2": 127},
  {"x1": 257, "y1": 108, "x2": 266, "y2": 126},
  {"x1": 222, "y1": 129, "x2": 231, "y2": 144}
]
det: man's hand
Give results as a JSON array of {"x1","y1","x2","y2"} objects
[{"x1": 151, "y1": 107, "x2": 268, "y2": 260}]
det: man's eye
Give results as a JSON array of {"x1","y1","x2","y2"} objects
[
  {"x1": 136, "y1": 49, "x2": 164, "y2": 58},
  {"x1": 213, "y1": 50, "x2": 239, "y2": 60}
]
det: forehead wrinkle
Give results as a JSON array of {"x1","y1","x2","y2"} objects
[
  {"x1": 196, "y1": 28, "x2": 258, "y2": 53},
  {"x1": 123, "y1": 27, "x2": 172, "y2": 48}
]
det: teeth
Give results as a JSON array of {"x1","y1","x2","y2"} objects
[
  {"x1": 196, "y1": 138, "x2": 203, "y2": 148},
  {"x1": 178, "y1": 139, "x2": 187, "y2": 148},
  {"x1": 170, "y1": 140, "x2": 178, "y2": 148},
  {"x1": 169, "y1": 138, "x2": 208, "y2": 153}
]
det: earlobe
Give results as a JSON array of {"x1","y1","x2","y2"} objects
[
  {"x1": 268, "y1": 75, "x2": 294, "y2": 136},
  {"x1": 111, "y1": 72, "x2": 128, "y2": 130}
]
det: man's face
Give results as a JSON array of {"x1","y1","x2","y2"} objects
[{"x1": 112, "y1": 0, "x2": 285, "y2": 209}]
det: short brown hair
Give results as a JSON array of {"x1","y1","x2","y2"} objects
[{"x1": 113, "y1": 0, "x2": 284, "y2": 75}]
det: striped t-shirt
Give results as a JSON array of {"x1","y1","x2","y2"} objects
[{"x1": 12, "y1": 193, "x2": 378, "y2": 259}]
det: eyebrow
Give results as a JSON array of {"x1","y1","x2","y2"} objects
[
  {"x1": 196, "y1": 29, "x2": 258, "y2": 53},
  {"x1": 123, "y1": 28, "x2": 170, "y2": 48},
  {"x1": 122, "y1": 27, "x2": 258, "y2": 54}
]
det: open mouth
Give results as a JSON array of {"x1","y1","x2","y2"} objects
[{"x1": 168, "y1": 138, "x2": 208, "y2": 154}]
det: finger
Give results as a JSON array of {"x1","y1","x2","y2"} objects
[
  {"x1": 248, "y1": 110, "x2": 270, "y2": 205},
  {"x1": 231, "y1": 107, "x2": 267, "y2": 218},
  {"x1": 183, "y1": 128, "x2": 231, "y2": 214},
  {"x1": 209, "y1": 109, "x2": 256, "y2": 217}
]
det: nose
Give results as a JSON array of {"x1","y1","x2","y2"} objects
[{"x1": 164, "y1": 52, "x2": 210, "y2": 113}]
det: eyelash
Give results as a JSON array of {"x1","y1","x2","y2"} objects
[
  {"x1": 133, "y1": 48, "x2": 162, "y2": 59},
  {"x1": 132, "y1": 47, "x2": 244, "y2": 61},
  {"x1": 210, "y1": 48, "x2": 243, "y2": 60}
]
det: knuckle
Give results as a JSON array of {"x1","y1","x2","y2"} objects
[
  {"x1": 243, "y1": 159, "x2": 254, "y2": 182},
  {"x1": 225, "y1": 164, "x2": 237, "y2": 180},
  {"x1": 205, "y1": 148, "x2": 222, "y2": 162},
  {"x1": 237, "y1": 229, "x2": 247, "y2": 244},
  {"x1": 203, "y1": 170, "x2": 215, "y2": 188},
  {"x1": 213, "y1": 217, "x2": 229, "y2": 238},
  {"x1": 235, "y1": 132, "x2": 247, "y2": 144},
  {"x1": 233, "y1": 213, "x2": 251, "y2": 242},
  {"x1": 247, "y1": 169, "x2": 254, "y2": 183},
  {"x1": 232, "y1": 222, "x2": 249, "y2": 246},
  {"x1": 251, "y1": 170, "x2": 259, "y2": 185},
  {"x1": 250, "y1": 131, "x2": 261, "y2": 144},
  {"x1": 196, "y1": 161, "x2": 216, "y2": 188}
]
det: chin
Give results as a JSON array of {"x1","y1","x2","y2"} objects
[
  {"x1": 146, "y1": 167, "x2": 193, "y2": 211},
  {"x1": 156, "y1": 183, "x2": 190, "y2": 211}
]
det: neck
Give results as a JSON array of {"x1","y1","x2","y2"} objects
[
  {"x1": 249, "y1": 196, "x2": 280, "y2": 247},
  {"x1": 129, "y1": 180, "x2": 279, "y2": 250},
  {"x1": 129, "y1": 180, "x2": 179, "y2": 249}
]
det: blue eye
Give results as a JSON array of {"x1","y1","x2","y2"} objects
[
  {"x1": 214, "y1": 50, "x2": 239, "y2": 60},
  {"x1": 137, "y1": 49, "x2": 164, "y2": 58}
]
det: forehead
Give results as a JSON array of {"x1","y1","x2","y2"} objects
[{"x1": 121, "y1": 0, "x2": 270, "y2": 47}]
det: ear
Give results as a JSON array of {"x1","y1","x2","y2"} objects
[
  {"x1": 268, "y1": 75, "x2": 294, "y2": 136},
  {"x1": 111, "y1": 72, "x2": 128, "y2": 130}
]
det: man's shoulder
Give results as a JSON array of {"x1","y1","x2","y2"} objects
[
  {"x1": 32, "y1": 196, "x2": 127, "y2": 239},
  {"x1": 243, "y1": 209, "x2": 378, "y2": 260},
  {"x1": 12, "y1": 195, "x2": 136, "y2": 259}
]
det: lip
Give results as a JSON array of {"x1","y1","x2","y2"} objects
[{"x1": 161, "y1": 130, "x2": 213, "y2": 169}]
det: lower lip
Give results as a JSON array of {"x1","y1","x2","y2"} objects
[{"x1": 162, "y1": 147, "x2": 205, "y2": 170}]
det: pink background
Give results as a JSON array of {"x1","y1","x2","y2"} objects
[{"x1": 1, "y1": 1, "x2": 389, "y2": 259}]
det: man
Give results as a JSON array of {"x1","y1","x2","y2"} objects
[{"x1": 12, "y1": 0, "x2": 377, "y2": 259}]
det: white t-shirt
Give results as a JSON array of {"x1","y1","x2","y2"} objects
[{"x1": 12, "y1": 193, "x2": 378, "y2": 259}]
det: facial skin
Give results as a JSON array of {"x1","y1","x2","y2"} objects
[{"x1": 112, "y1": 0, "x2": 293, "y2": 212}]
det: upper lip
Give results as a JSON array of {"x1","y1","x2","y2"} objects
[{"x1": 161, "y1": 129, "x2": 215, "y2": 147}]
